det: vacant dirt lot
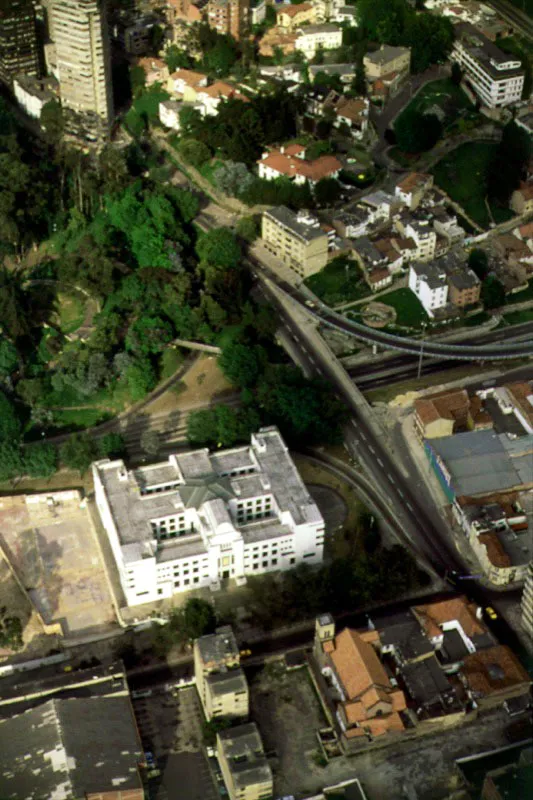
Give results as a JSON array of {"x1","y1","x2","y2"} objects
[
  {"x1": 249, "y1": 662, "x2": 330, "y2": 796},
  {"x1": 0, "y1": 492, "x2": 116, "y2": 636},
  {"x1": 144, "y1": 353, "x2": 234, "y2": 417}
]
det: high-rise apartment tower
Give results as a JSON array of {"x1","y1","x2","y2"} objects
[
  {"x1": 0, "y1": 0, "x2": 40, "y2": 87},
  {"x1": 50, "y1": 0, "x2": 114, "y2": 144}
]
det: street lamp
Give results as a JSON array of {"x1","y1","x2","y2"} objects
[{"x1": 417, "y1": 322, "x2": 427, "y2": 380}]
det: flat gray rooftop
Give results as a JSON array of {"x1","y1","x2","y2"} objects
[
  {"x1": 197, "y1": 626, "x2": 239, "y2": 665},
  {"x1": 218, "y1": 722, "x2": 272, "y2": 790},
  {"x1": 207, "y1": 668, "x2": 248, "y2": 696},
  {"x1": 429, "y1": 431, "x2": 530, "y2": 496},
  {"x1": 96, "y1": 428, "x2": 320, "y2": 563}
]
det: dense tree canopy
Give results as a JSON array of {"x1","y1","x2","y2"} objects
[
  {"x1": 395, "y1": 110, "x2": 442, "y2": 153},
  {"x1": 488, "y1": 121, "x2": 532, "y2": 207}
]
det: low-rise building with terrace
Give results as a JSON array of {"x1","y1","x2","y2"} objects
[
  {"x1": 217, "y1": 723, "x2": 273, "y2": 800},
  {"x1": 194, "y1": 625, "x2": 249, "y2": 721}
]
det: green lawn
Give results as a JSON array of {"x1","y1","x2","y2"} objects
[
  {"x1": 501, "y1": 308, "x2": 533, "y2": 326},
  {"x1": 432, "y1": 142, "x2": 511, "y2": 229},
  {"x1": 506, "y1": 279, "x2": 533, "y2": 304},
  {"x1": 199, "y1": 159, "x2": 224, "y2": 187},
  {"x1": 55, "y1": 292, "x2": 86, "y2": 335},
  {"x1": 395, "y1": 79, "x2": 478, "y2": 133},
  {"x1": 160, "y1": 347, "x2": 186, "y2": 380},
  {"x1": 304, "y1": 257, "x2": 371, "y2": 306},
  {"x1": 378, "y1": 288, "x2": 430, "y2": 329}
]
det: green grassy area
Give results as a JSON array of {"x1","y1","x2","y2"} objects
[
  {"x1": 463, "y1": 311, "x2": 490, "y2": 327},
  {"x1": 501, "y1": 308, "x2": 533, "y2": 326},
  {"x1": 55, "y1": 292, "x2": 86, "y2": 335},
  {"x1": 396, "y1": 79, "x2": 478, "y2": 133},
  {"x1": 377, "y1": 288, "x2": 430, "y2": 329},
  {"x1": 160, "y1": 347, "x2": 186, "y2": 380},
  {"x1": 304, "y1": 257, "x2": 370, "y2": 306},
  {"x1": 431, "y1": 142, "x2": 511, "y2": 229},
  {"x1": 125, "y1": 84, "x2": 170, "y2": 137},
  {"x1": 506, "y1": 279, "x2": 533, "y2": 304},
  {"x1": 199, "y1": 159, "x2": 224, "y2": 187}
]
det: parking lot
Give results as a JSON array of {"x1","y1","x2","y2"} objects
[
  {"x1": 133, "y1": 687, "x2": 219, "y2": 800},
  {"x1": 0, "y1": 492, "x2": 116, "y2": 635}
]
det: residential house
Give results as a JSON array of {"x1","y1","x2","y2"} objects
[
  {"x1": 93, "y1": 426, "x2": 325, "y2": 606},
  {"x1": 493, "y1": 233, "x2": 533, "y2": 277},
  {"x1": 194, "y1": 626, "x2": 249, "y2": 721},
  {"x1": 412, "y1": 596, "x2": 491, "y2": 659},
  {"x1": 460, "y1": 645, "x2": 531, "y2": 708},
  {"x1": 351, "y1": 236, "x2": 389, "y2": 273},
  {"x1": 138, "y1": 56, "x2": 169, "y2": 85},
  {"x1": 258, "y1": 145, "x2": 341, "y2": 185},
  {"x1": 295, "y1": 24, "x2": 343, "y2": 59},
  {"x1": 217, "y1": 723, "x2": 273, "y2": 800},
  {"x1": 159, "y1": 99, "x2": 184, "y2": 129},
  {"x1": 365, "y1": 268, "x2": 393, "y2": 291},
  {"x1": 332, "y1": 96, "x2": 369, "y2": 139},
  {"x1": 408, "y1": 262, "x2": 448, "y2": 317},
  {"x1": 360, "y1": 190, "x2": 398, "y2": 221},
  {"x1": 196, "y1": 81, "x2": 249, "y2": 116},
  {"x1": 510, "y1": 181, "x2": 533, "y2": 215},
  {"x1": 261, "y1": 206, "x2": 329, "y2": 278},
  {"x1": 308, "y1": 63, "x2": 356, "y2": 84},
  {"x1": 451, "y1": 23, "x2": 524, "y2": 109},
  {"x1": 512, "y1": 220, "x2": 533, "y2": 248},
  {"x1": 331, "y1": 207, "x2": 374, "y2": 239},
  {"x1": 313, "y1": 616, "x2": 407, "y2": 744},
  {"x1": 306, "y1": 85, "x2": 340, "y2": 116},
  {"x1": 167, "y1": 68, "x2": 208, "y2": 99},
  {"x1": 277, "y1": 2, "x2": 316, "y2": 31},
  {"x1": 395, "y1": 173, "x2": 434, "y2": 210},
  {"x1": 335, "y1": 5, "x2": 357, "y2": 25},
  {"x1": 373, "y1": 237, "x2": 404, "y2": 275},
  {"x1": 447, "y1": 268, "x2": 481, "y2": 307},
  {"x1": 396, "y1": 217, "x2": 437, "y2": 261},
  {"x1": 414, "y1": 389, "x2": 484, "y2": 440},
  {"x1": 363, "y1": 44, "x2": 411, "y2": 97},
  {"x1": 364, "y1": 44, "x2": 411, "y2": 80},
  {"x1": 432, "y1": 207, "x2": 466, "y2": 246}
]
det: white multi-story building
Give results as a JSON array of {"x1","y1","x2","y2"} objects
[
  {"x1": 408, "y1": 262, "x2": 448, "y2": 317},
  {"x1": 452, "y1": 23, "x2": 524, "y2": 109},
  {"x1": 93, "y1": 427, "x2": 325, "y2": 607},
  {"x1": 295, "y1": 24, "x2": 342, "y2": 59},
  {"x1": 51, "y1": 0, "x2": 114, "y2": 143}
]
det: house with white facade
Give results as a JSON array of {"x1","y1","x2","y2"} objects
[
  {"x1": 258, "y1": 144, "x2": 341, "y2": 185},
  {"x1": 167, "y1": 68, "x2": 208, "y2": 100},
  {"x1": 195, "y1": 81, "x2": 249, "y2": 116},
  {"x1": 93, "y1": 427, "x2": 325, "y2": 607},
  {"x1": 295, "y1": 24, "x2": 342, "y2": 59},
  {"x1": 451, "y1": 23, "x2": 524, "y2": 109},
  {"x1": 13, "y1": 75, "x2": 57, "y2": 120},
  {"x1": 395, "y1": 173, "x2": 434, "y2": 210},
  {"x1": 408, "y1": 262, "x2": 448, "y2": 317}
]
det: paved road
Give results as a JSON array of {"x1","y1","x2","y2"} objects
[
  {"x1": 248, "y1": 245, "x2": 533, "y2": 359},
  {"x1": 256, "y1": 272, "x2": 530, "y2": 655}
]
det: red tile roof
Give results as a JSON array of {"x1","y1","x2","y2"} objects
[
  {"x1": 260, "y1": 149, "x2": 341, "y2": 181},
  {"x1": 462, "y1": 645, "x2": 530, "y2": 697},
  {"x1": 413, "y1": 596, "x2": 486, "y2": 640}
]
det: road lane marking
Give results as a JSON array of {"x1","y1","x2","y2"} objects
[{"x1": 377, "y1": 458, "x2": 384, "y2": 466}]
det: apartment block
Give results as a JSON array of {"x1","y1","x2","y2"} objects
[
  {"x1": 408, "y1": 262, "x2": 448, "y2": 317},
  {"x1": 452, "y1": 23, "x2": 524, "y2": 108},
  {"x1": 93, "y1": 427, "x2": 324, "y2": 606},
  {"x1": 206, "y1": 0, "x2": 248, "y2": 41},
  {"x1": 51, "y1": 0, "x2": 114, "y2": 144},
  {"x1": 261, "y1": 206, "x2": 329, "y2": 279},
  {"x1": 0, "y1": 0, "x2": 40, "y2": 87},
  {"x1": 194, "y1": 626, "x2": 249, "y2": 721},
  {"x1": 217, "y1": 723, "x2": 273, "y2": 800}
]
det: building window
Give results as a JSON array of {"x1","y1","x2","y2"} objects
[{"x1": 290, "y1": 557, "x2": 295, "y2": 565}]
